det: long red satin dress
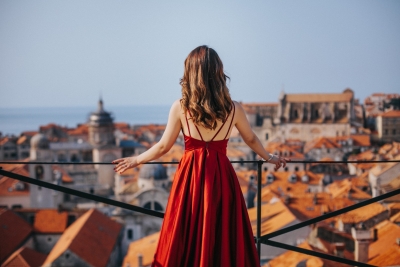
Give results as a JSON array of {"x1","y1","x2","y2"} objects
[{"x1": 151, "y1": 104, "x2": 260, "y2": 267}]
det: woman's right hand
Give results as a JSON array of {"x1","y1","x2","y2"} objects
[
  {"x1": 268, "y1": 155, "x2": 290, "y2": 171},
  {"x1": 112, "y1": 157, "x2": 139, "y2": 174}
]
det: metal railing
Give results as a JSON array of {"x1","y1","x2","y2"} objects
[{"x1": 1, "y1": 159, "x2": 400, "y2": 267}]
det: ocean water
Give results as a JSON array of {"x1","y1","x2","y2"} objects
[{"x1": 0, "y1": 105, "x2": 170, "y2": 136}]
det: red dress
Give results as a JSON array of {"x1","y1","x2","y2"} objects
[{"x1": 151, "y1": 104, "x2": 260, "y2": 267}]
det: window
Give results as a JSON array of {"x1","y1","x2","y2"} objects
[
  {"x1": 265, "y1": 133, "x2": 269, "y2": 140},
  {"x1": 127, "y1": 229, "x2": 133, "y2": 240},
  {"x1": 154, "y1": 202, "x2": 164, "y2": 212},
  {"x1": 143, "y1": 202, "x2": 152, "y2": 210},
  {"x1": 393, "y1": 129, "x2": 396, "y2": 135},
  {"x1": 384, "y1": 129, "x2": 388, "y2": 135},
  {"x1": 35, "y1": 166, "x2": 44, "y2": 180},
  {"x1": 295, "y1": 167, "x2": 299, "y2": 171},
  {"x1": 264, "y1": 167, "x2": 268, "y2": 171}
]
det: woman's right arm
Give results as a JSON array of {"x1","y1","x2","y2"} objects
[{"x1": 233, "y1": 101, "x2": 289, "y2": 170}]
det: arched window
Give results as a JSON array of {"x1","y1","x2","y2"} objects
[
  {"x1": 143, "y1": 202, "x2": 152, "y2": 210},
  {"x1": 154, "y1": 202, "x2": 164, "y2": 212}
]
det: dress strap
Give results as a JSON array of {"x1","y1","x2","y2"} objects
[
  {"x1": 187, "y1": 110, "x2": 204, "y2": 141},
  {"x1": 210, "y1": 102, "x2": 234, "y2": 142},
  {"x1": 223, "y1": 102, "x2": 236, "y2": 140},
  {"x1": 184, "y1": 110, "x2": 191, "y2": 137}
]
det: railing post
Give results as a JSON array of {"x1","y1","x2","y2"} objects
[{"x1": 256, "y1": 160, "x2": 262, "y2": 264}]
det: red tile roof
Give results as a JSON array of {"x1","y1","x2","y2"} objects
[
  {"x1": 43, "y1": 209, "x2": 122, "y2": 267},
  {"x1": 0, "y1": 162, "x2": 30, "y2": 197},
  {"x1": 379, "y1": 110, "x2": 400, "y2": 118},
  {"x1": 0, "y1": 209, "x2": 33, "y2": 264},
  {"x1": 266, "y1": 241, "x2": 324, "y2": 267},
  {"x1": 1, "y1": 247, "x2": 47, "y2": 267},
  {"x1": 123, "y1": 232, "x2": 160, "y2": 267},
  {"x1": 33, "y1": 209, "x2": 68, "y2": 234}
]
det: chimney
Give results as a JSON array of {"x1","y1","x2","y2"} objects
[
  {"x1": 351, "y1": 227, "x2": 373, "y2": 263},
  {"x1": 138, "y1": 253, "x2": 143, "y2": 267}
]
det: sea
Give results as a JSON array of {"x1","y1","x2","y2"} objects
[{"x1": 0, "y1": 105, "x2": 170, "y2": 136}]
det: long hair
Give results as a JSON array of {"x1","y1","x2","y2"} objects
[{"x1": 180, "y1": 45, "x2": 232, "y2": 130}]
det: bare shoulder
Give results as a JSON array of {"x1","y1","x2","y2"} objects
[
  {"x1": 232, "y1": 100, "x2": 246, "y2": 115},
  {"x1": 171, "y1": 99, "x2": 182, "y2": 111}
]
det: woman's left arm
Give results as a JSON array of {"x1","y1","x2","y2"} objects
[{"x1": 113, "y1": 99, "x2": 182, "y2": 174}]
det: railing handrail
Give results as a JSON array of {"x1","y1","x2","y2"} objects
[{"x1": 1, "y1": 159, "x2": 400, "y2": 165}]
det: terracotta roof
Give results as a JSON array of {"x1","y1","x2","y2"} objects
[
  {"x1": 16, "y1": 135, "x2": 29, "y2": 145},
  {"x1": 379, "y1": 110, "x2": 400, "y2": 118},
  {"x1": 266, "y1": 241, "x2": 324, "y2": 267},
  {"x1": 0, "y1": 163, "x2": 30, "y2": 197},
  {"x1": 368, "y1": 220, "x2": 400, "y2": 266},
  {"x1": 327, "y1": 179, "x2": 371, "y2": 201},
  {"x1": 248, "y1": 198, "x2": 297, "y2": 236},
  {"x1": 0, "y1": 209, "x2": 33, "y2": 263},
  {"x1": 0, "y1": 137, "x2": 12, "y2": 146},
  {"x1": 1, "y1": 247, "x2": 47, "y2": 267},
  {"x1": 266, "y1": 142, "x2": 305, "y2": 159},
  {"x1": 33, "y1": 209, "x2": 68, "y2": 234},
  {"x1": 20, "y1": 131, "x2": 38, "y2": 137},
  {"x1": 304, "y1": 137, "x2": 341, "y2": 153},
  {"x1": 67, "y1": 124, "x2": 88, "y2": 136},
  {"x1": 285, "y1": 92, "x2": 353, "y2": 103},
  {"x1": 349, "y1": 135, "x2": 371, "y2": 147},
  {"x1": 123, "y1": 232, "x2": 160, "y2": 267},
  {"x1": 43, "y1": 209, "x2": 122, "y2": 267},
  {"x1": 390, "y1": 212, "x2": 400, "y2": 224},
  {"x1": 340, "y1": 203, "x2": 386, "y2": 224}
]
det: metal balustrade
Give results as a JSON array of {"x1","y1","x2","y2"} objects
[{"x1": 1, "y1": 159, "x2": 400, "y2": 267}]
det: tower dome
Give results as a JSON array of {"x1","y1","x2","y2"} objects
[
  {"x1": 88, "y1": 98, "x2": 115, "y2": 146},
  {"x1": 88, "y1": 98, "x2": 113, "y2": 127},
  {"x1": 30, "y1": 134, "x2": 50, "y2": 149}
]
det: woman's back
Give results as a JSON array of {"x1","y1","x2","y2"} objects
[{"x1": 180, "y1": 101, "x2": 237, "y2": 142}]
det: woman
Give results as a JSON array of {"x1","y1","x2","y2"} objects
[{"x1": 113, "y1": 45, "x2": 289, "y2": 267}]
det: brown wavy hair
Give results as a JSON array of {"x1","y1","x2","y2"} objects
[{"x1": 180, "y1": 45, "x2": 232, "y2": 130}]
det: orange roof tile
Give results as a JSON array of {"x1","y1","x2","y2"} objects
[
  {"x1": 267, "y1": 241, "x2": 324, "y2": 267},
  {"x1": 0, "y1": 163, "x2": 30, "y2": 197},
  {"x1": 43, "y1": 209, "x2": 122, "y2": 267},
  {"x1": 248, "y1": 199, "x2": 297, "y2": 236},
  {"x1": 368, "y1": 220, "x2": 400, "y2": 266},
  {"x1": 379, "y1": 110, "x2": 400, "y2": 118},
  {"x1": 123, "y1": 232, "x2": 160, "y2": 267},
  {"x1": 304, "y1": 137, "x2": 341, "y2": 153},
  {"x1": 1, "y1": 247, "x2": 47, "y2": 267},
  {"x1": 0, "y1": 209, "x2": 33, "y2": 263},
  {"x1": 33, "y1": 209, "x2": 68, "y2": 234},
  {"x1": 340, "y1": 203, "x2": 386, "y2": 224},
  {"x1": 266, "y1": 142, "x2": 305, "y2": 159},
  {"x1": 67, "y1": 124, "x2": 88, "y2": 136}
]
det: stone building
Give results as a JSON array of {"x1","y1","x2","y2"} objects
[{"x1": 245, "y1": 89, "x2": 358, "y2": 144}]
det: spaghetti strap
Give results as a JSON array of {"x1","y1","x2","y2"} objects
[
  {"x1": 223, "y1": 102, "x2": 236, "y2": 140},
  {"x1": 187, "y1": 110, "x2": 204, "y2": 141},
  {"x1": 210, "y1": 102, "x2": 234, "y2": 142},
  {"x1": 184, "y1": 111, "x2": 191, "y2": 137}
]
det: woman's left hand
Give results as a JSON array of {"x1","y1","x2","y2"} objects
[{"x1": 112, "y1": 157, "x2": 138, "y2": 174}]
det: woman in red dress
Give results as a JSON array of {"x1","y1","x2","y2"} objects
[{"x1": 113, "y1": 46, "x2": 288, "y2": 267}]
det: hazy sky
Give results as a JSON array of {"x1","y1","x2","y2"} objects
[{"x1": 1, "y1": 1, "x2": 399, "y2": 108}]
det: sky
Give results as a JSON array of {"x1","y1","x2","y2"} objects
[{"x1": 0, "y1": 0, "x2": 399, "y2": 108}]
